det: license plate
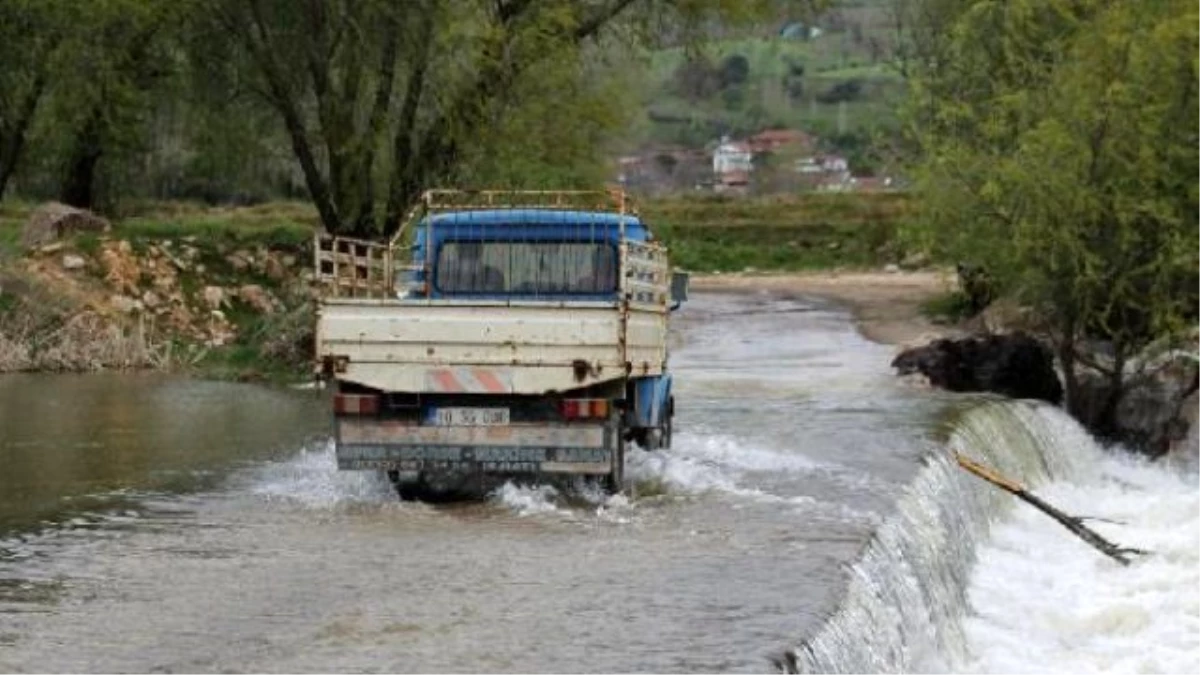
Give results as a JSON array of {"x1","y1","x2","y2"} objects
[{"x1": 432, "y1": 407, "x2": 510, "y2": 426}]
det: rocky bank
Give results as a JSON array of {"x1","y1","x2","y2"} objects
[{"x1": 0, "y1": 204, "x2": 314, "y2": 380}]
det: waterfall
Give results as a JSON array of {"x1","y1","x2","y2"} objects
[{"x1": 794, "y1": 399, "x2": 1119, "y2": 673}]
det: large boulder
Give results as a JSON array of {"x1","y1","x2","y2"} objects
[
  {"x1": 1071, "y1": 354, "x2": 1198, "y2": 458},
  {"x1": 21, "y1": 202, "x2": 111, "y2": 250},
  {"x1": 892, "y1": 332, "x2": 1063, "y2": 404}
]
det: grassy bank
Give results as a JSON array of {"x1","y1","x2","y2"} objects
[
  {"x1": 643, "y1": 192, "x2": 921, "y2": 272},
  {"x1": 0, "y1": 201, "x2": 317, "y2": 382}
]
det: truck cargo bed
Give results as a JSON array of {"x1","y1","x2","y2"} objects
[{"x1": 316, "y1": 298, "x2": 666, "y2": 394}]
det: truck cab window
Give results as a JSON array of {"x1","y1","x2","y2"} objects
[{"x1": 436, "y1": 241, "x2": 617, "y2": 295}]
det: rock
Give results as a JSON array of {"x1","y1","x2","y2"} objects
[
  {"x1": 891, "y1": 332, "x2": 1063, "y2": 405},
  {"x1": 110, "y1": 295, "x2": 143, "y2": 314},
  {"x1": 207, "y1": 310, "x2": 236, "y2": 347},
  {"x1": 21, "y1": 202, "x2": 111, "y2": 249},
  {"x1": 226, "y1": 251, "x2": 251, "y2": 272},
  {"x1": 237, "y1": 284, "x2": 276, "y2": 314},
  {"x1": 1170, "y1": 391, "x2": 1199, "y2": 471},
  {"x1": 900, "y1": 251, "x2": 930, "y2": 270},
  {"x1": 264, "y1": 255, "x2": 287, "y2": 281},
  {"x1": 201, "y1": 285, "x2": 226, "y2": 310},
  {"x1": 141, "y1": 290, "x2": 161, "y2": 309},
  {"x1": 151, "y1": 265, "x2": 178, "y2": 292},
  {"x1": 61, "y1": 254, "x2": 86, "y2": 271},
  {"x1": 39, "y1": 242, "x2": 65, "y2": 254},
  {"x1": 965, "y1": 297, "x2": 1044, "y2": 335},
  {"x1": 281, "y1": 254, "x2": 297, "y2": 268},
  {"x1": 100, "y1": 241, "x2": 142, "y2": 295},
  {"x1": 884, "y1": 263, "x2": 900, "y2": 273},
  {"x1": 1071, "y1": 352, "x2": 1199, "y2": 457}
]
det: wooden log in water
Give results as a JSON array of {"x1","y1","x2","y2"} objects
[{"x1": 953, "y1": 453, "x2": 1149, "y2": 566}]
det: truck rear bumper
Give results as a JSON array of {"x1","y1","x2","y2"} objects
[{"x1": 334, "y1": 418, "x2": 616, "y2": 475}]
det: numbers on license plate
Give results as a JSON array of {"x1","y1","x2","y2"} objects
[{"x1": 433, "y1": 407, "x2": 510, "y2": 426}]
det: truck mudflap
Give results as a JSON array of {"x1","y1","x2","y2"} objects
[{"x1": 334, "y1": 418, "x2": 617, "y2": 475}]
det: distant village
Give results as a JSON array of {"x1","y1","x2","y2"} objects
[{"x1": 613, "y1": 128, "x2": 899, "y2": 197}]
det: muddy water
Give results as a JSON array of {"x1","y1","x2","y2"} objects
[{"x1": 0, "y1": 292, "x2": 949, "y2": 673}]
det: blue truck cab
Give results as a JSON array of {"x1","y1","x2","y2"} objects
[{"x1": 399, "y1": 209, "x2": 652, "y2": 301}]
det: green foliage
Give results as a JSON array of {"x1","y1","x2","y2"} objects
[
  {"x1": 633, "y1": 2, "x2": 906, "y2": 152},
  {"x1": 902, "y1": 0, "x2": 1199, "y2": 410},
  {"x1": 0, "y1": 0, "x2": 799, "y2": 229},
  {"x1": 0, "y1": 0, "x2": 72, "y2": 199},
  {"x1": 920, "y1": 291, "x2": 975, "y2": 324}
]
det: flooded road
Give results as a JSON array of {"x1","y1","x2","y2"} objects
[{"x1": 0, "y1": 292, "x2": 949, "y2": 673}]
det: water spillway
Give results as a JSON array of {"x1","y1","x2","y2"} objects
[{"x1": 800, "y1": 400, "x2": 1199, "y2": 674}]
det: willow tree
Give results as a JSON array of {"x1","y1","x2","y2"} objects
[
  {"x1": 0, "y1": 0, "x2": 69, "y2": 200},
  {"x1": 46, "y1": 0, "x2": 185, "y2": 209},
  {"x1": 902, "y1": 0, "x2": 1199, "y2": 423},
  {"x1": 204, "y1": 0, "x2": 782, "y2": 237}
]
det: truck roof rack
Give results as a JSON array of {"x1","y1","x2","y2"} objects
[
  {"x1": 316, "y1": 188, "x2": 640, "y2": 298},
  {"x1": 389, "y1": 188, "x2": 637, "y2": 247},
  {"x1": 423, "y1": 188, "x2": 635, "y2": 214}
]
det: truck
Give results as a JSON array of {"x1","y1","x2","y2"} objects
[{"x1": 312, "y1": 189, "x2": 688, "y2": 498}]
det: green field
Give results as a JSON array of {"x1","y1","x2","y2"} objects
[
  {"x1": 643, "y1": 193, "x2": 918, "y2": 271},
  {"x1": 629, "y1": 6, "x2": 907, "y2": 154}
]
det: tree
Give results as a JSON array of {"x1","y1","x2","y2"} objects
[
  {"x1": 205, "y1": 0, "x2": 778, "y2": 237},
  {"x1": 49, "y1": 0, "x2": 184, "y2": 209},
  {"x1": 0, "y1": 0, "x2": 68, "y2": 200},
  {"x1": 902, "y1": 0, "x2": 1199, "y2": 428},
  {"x1": 718, "y1": 53, "x2": 750, "y2": 88}
]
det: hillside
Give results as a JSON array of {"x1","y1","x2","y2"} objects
[{"x1": 625, "y1": 0, "x2": 905, "y2": 174}]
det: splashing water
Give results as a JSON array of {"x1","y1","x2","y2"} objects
[
  {"x1": 955, "y1": 448, "x2": 1199, "y2": 674},
  {"x1": 246, "y1": 439, "x2": 396, "y2": 508},
  {"x1": 489, "y1": 482, "x2": 564, "y2": 516},
  {"x1": 797, "y1": 400, "x2": 1200, "y2": 674}
]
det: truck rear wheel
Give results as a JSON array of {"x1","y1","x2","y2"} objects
[
  {"x1": 387, "y1": 470, "x2": 422, "y2": 501},
  {"x1": 604, "y1": 436, "x2": 626, "y2": 494}
]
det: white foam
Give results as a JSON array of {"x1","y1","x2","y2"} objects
[
  {"x1": 248, "y1": 440, "x2": 397, "y2": 508},
  {"x1": 243, "y1": 427, "x2": 828, "y2": 523},
  {"x1": 956, "y1": 453, "x2": 1200, "y2": 674},
  {"x1": 489, "y1": 482, "x2": 563, "y2": 516},
  {"x1": 624, "y1": 432, "x2": 820, "y2": 499}
]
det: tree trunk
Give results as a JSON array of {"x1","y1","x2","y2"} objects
[
  {"x1": 0, "y1": 71, "x2": 49, "y2": 200},
  {"x1": 60, "y1": 106, "x2": 106, "y2": 209},
  {"x1": 1057, "y1": 320, "x2": 1082, "y2": 420},
  {"x1": 384, "y1": 1, "x2": 437, "y2": 234},
  {"x1": 1096, "y1": 345, "x2": 1128, "y2": 439},
  {"x1": 236, "y1": 0, "x2": 342, "y2": 234}
]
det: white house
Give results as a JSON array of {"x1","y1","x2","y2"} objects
[{"x1": 712, "y1": 138, "x2": 753, "y2": 176}]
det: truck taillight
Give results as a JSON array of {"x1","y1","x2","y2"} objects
[
  {"x1": 333, "y1": 393, "x2": 380, "y2": 415},
  {"x1": 562, "y1": 398, "x2": 609, "y2": 420}
]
